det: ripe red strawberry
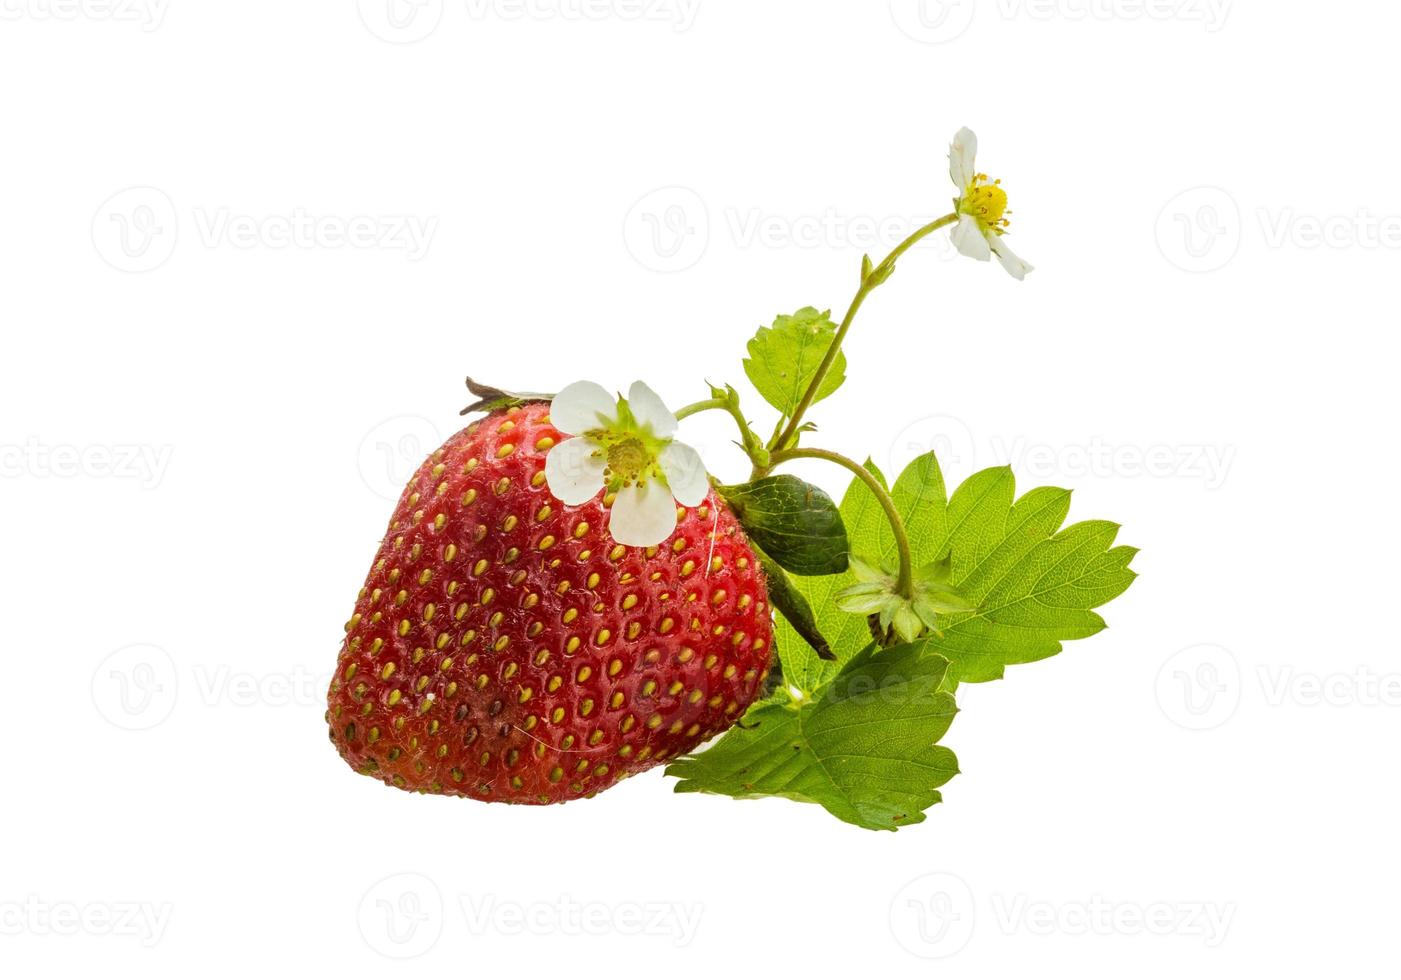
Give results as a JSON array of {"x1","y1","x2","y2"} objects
[{"x1": 327, "y1": 401, "x2": 774, "y2": 803}]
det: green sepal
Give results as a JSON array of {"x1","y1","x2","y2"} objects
[
  {"x1": 835, "y1": 554, "x2": 977, "y2": 645},
  {"x1": 459, "y1": 377, "x2": 554, "y2": 416},
  {"x1": 720, "y1": 475, "x2": 849, "y2": 577},
  {"x1": 752, "y1": 546, "x2": 835, "y2": 662}
]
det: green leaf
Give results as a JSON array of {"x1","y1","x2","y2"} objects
[
  {"x1": 720, "y1": 475, "x2": 849, "y2": 577},
  {"x1": 743, "y1": 307, "x2": 846, "y2": 417},
  {"x1": 775, "y1": 453, "x2": 1138, "y2": 688},
  {"x1": 666, "y1": 640, "x2": 959, "y2": 831},
  {"x1": 752, "y1": 547, "x2": 834, "y2": 662}
]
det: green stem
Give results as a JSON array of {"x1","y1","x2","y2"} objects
[
  {"x1": 768, "y1": 212, "x2": 960, "y2": 455},
  {"x1": 675, "y1": 395, "x2": 768, "y2": 470},
  {"x1": 673, "y1": 398, "x2": 726, "y2": 421},
  {"x1": 771, "y1": 446, "x2": 914, "y2": 599}
]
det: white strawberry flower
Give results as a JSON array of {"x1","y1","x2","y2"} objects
[
  {"x1": 544, "y1": 380, "x2": 709, "y2": 547},
  {"x1": 948, "y1": 127, "x2": 1033, "y2": 280}
]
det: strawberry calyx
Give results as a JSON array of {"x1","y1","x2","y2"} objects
[{"x1": 459, "y1": 376, "x2": 554, "y2": 417}]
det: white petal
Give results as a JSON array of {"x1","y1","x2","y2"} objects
[
  {"x1": 544, "y1": 437, "x2": 606, "y2": 505},
  {"x1": 550, "y1": 381, "x2": 616, "y2": 435},
  {"x1": 949, "y1": 127, "x2": 978, "y2": 191},
  {"x1": 989, "y1": 236, "x2": 1034, "y2": 280},
  {"x1": 950, "y1": 215, "x2": 991, "y2": 261},
  {"x1": 626, "y1": 381, "x2": 677, "y2": 439},
  {"x1": 658, "y1": 441, "x2": 709, "y2": 507},
  {"x1": 609, "y1": 481, "x2": 677, "y2": 547}
]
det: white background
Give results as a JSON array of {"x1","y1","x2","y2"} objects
[{"x1": 2, "y1": 0, "x2": 1398, "y2": 975}]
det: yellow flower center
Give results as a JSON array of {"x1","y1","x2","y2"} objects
[
  {"x1": 962, "y1": 174, "x2": 1011, "y2": 234},
  {"x1": 606, "y1": 438, "x2": 647, "y2": 483}
]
